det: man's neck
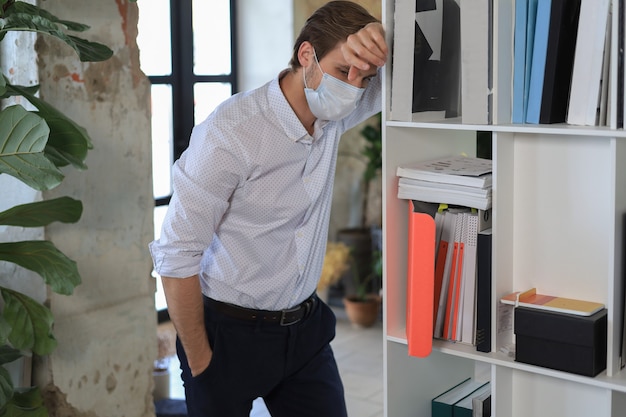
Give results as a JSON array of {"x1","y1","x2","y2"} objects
[{"x1": 279, "y1": 69, "x2": 316, "y2": 135}]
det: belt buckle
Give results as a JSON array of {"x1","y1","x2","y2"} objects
[{"x1": 279, "y1": 306, "x2": 301, "y2": 326}]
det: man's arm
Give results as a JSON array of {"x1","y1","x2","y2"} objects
[
  {"x1": 162, "y1": 275, "x2": 212, "y2": 377},
  {"x1": 343, "y1": 22, "x2": 388, "y2": 81}
]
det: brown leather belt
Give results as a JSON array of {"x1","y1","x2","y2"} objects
[{"x1": 203, "y1": 293, "x2": 317, "y2": 326}]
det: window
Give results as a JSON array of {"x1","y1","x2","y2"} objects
[{"x1": 137, "y1": 0, "x2": 238, "y2": 314}]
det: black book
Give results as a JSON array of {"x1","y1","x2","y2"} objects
[
  {"x1": 412, "y1": 0, "x2": 460, "y2": 117},
  {"x1": 539, "y1": 0, "x2": 581, "y2": 123},
  {"x1": 475, "y1": 228, "x2": 492, "y2": 353}
]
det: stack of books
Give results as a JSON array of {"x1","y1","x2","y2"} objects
[
  {"x1": 400, "y1": 157, "x2": 494, "y2": 354},
  {"x1": 432, "y1": 378, "x2": 491, "y2": 417},
  {"x1": 512, "y1": 0, "x2": 621, "y2": 127},
  {"x1": 396, "y1": 155, "x2": 493, "y2": 210}
]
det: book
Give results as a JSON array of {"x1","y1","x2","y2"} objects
[
  {"x1": 443, "y1": 212, "x2": 465, "y2": 340},
  {"x1": 389, "y1": 0, "x2": 417, "y2": 121},
  {"x1": 398, "y1": 177, "x2": 492, "y2": 198},
  {"x1": 538, "y1": 0, "x2": 581, "y2": 123},
  {"x1": 460, "y1": 212, "x2": 479, "y2": 345},
  {"x1": 406, "y1": 200, "x2": 436, "y2": 358},
  {"x1": 475, "y1": 228, "x2": 492, "y2": 353},
  {"x1": 512, "y1": 0, "x2": 528, "y2": 123},
  {"x1": 434, "y1": 210, "x2": 450, "y2": 328},
  {"x1": 434, "y1": 211, "x2": 458, "y2": 338},
  {"x1": 500, "y1": 288, "x2": 605, "y2": 316},
  {"x1": 413, "y1": 0, "x2": 444, "y2": 115},
  {"x1": 412, "y1": 0, "x2": 461, "y2": 118},
  {"x1": 396, "y1": 156, "x2": 493, "y2": 189},
  {"x1": 512, "y1": 0, "x2": 539, "y2": 123},
  {"x1": 471, "y1": 382, "x2": 492, "y2": 417},
  {"x1": 567, "y1": 0, "x2": 611, "y2": 126},
  {"x1": 438, "y1": 0, "x2": 461, "y2": 119},
  {"x1": 526, "y1": 0, "x2": 582, "y2": 124},
  {"x1": 523, "y1": 0, "x2": 540, "y2": 121},
  {"x1": 453, "y1": 381, "x2": 490, "y2": 417},
  {"x1": 598, "y1": 9, "x2": 612, "y2": 127},
  {"x1": 460, "y1": 0, "x2": 493, "y2": 124},
  {"x1": 525, "y1": 0, "x2": 552, "y2": 123},
  {"x1": 431, "y1": 378, "x2": 486, "y2": 417},
  {"x1": 397, "y1": 177, "x2": 492, "y2": 210}
]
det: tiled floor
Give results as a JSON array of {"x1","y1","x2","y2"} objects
[{"x1": 163, "y1": 306, "x2": 384, "y2": 417}]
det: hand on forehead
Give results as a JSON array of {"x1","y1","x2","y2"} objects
[{"x1": 341, "y1": 22, "x2": 388, "y2": 81}]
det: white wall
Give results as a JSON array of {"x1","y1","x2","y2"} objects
[{"x1": 237, "y1": 0, "x2": 293, "y2": 92}]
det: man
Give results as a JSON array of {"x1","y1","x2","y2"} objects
[{"x1": 149, "y1": 1, "x2": 387, "y2": 416}]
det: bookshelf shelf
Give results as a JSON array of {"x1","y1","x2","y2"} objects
[
  {"x1": 382, "y1": 0, "x2": 626, "y2": 416},
  {"x1": 386, "y1": 119, "x2": 626, "y2": 138},
  {"x1": 387, "y1": 333, "x2": 626, "y2": 394}
]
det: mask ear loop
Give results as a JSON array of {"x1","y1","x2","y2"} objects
[{"x1": 303, "y1": 48, "x2": 324, "y2": 89}]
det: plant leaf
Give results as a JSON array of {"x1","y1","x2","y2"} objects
[
  {"x1": 0, "y1": 317, "x2": 10, "y2": 347},
  {"x1": 4, "y1": 386, "x2": 47, "y2": 417},
  {"x1": 0, "y1": 197, "x2": 82, "y2": 227},
  {"x1": 0, "y1": 287, "x2": 57, "y2": 355},
  {"x1": 0, "y1": 78, "x2": 38, "y2": 100},
  {"x1": 0, "y1": 346, "x2": 21, "y2": 367},
  {"x1": 9, "y1": 1, "x2": 89, "y2": 32},
  {"x1": 5, "y1": 82, "x2": 91, "y2": 169},
  {"x1": 0, "y1": 4, "x2": 113, "y2": 62},
  {"x1": 0, "y1": 241, "x2": 81, "y2": 295},
  {"x1": 0, "y1": 105, "x2": 64, "y2": 190},
  {"x1": 0, "y1": 365, "x2": 14, "y2": 411}
]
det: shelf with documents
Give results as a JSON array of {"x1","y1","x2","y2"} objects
[{"x1": 382, "y1": 0, "x2": 626, "y2": 416}]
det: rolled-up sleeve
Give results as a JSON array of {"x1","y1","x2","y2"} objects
[{"x1": 149, "y1": 116, "x2": 247, "y2": 278}]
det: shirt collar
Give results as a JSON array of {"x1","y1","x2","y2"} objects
[{"x1": 269, "y1": 70, "x2": 329, "y2": 143}]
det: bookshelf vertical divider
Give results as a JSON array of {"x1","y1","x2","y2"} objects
[{"x1": 382, "y1": 1, "x2": 626, "y2": 416}]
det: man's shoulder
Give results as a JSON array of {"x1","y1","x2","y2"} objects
[{"x1": 210, "y1": 80, "x2": 275, "y2": 125}]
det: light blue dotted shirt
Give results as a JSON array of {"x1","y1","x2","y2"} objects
[{"x1": 149, "y1": 69, "x2": 381, "y2": 310}]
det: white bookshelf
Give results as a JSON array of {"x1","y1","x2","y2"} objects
[{"x1": 382, "y1": 1, "x2": 626, "y2": 416}]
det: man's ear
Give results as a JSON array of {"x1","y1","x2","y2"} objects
[{"x1": 297, "y1": 41, "x2": 315, "y2": 68}]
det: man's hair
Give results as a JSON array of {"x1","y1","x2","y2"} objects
[{"x1": 289, "y1": 1, "x2": 379, "y2": 70}]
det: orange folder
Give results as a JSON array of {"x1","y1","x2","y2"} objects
[{"x1": 406, "y1": 201, "x2": 436, "y2": 357}]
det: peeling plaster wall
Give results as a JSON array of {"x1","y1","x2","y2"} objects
[{"x1": 34, "y1": 1, "x2": 156, "y2": 416}]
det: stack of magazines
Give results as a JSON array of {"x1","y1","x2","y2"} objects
[{"x1": 396, "y1": 156, "x2": 493, "y2": 210}]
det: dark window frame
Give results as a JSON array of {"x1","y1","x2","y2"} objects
[
  {"x1": 151, "y1": 0, "x2": 238, "y2": 207},
  {"x1": 150, "y1": 1, "x2": 238, "y2": 320}
]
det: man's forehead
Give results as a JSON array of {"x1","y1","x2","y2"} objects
[{"x1": 325, "y1": 48, "x2": 379, "y2": 77}]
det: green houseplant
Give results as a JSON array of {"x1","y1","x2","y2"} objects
[
  {"x1": 342, "y1": 247, "x2": 382, "y2": 327},
  {"x1": 0, "y1": 1, "x2": 117, "y2": 413},
  {"x1": 336, "y1": 113, "x2": 382, "y2": 326}
]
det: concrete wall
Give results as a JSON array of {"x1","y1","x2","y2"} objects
[
  {"x1": 35, "y1": 1, "x2": 156, "y2": 416},
  {"x1": 237, "y1": 0, "x2": 294, "y2": 92}
]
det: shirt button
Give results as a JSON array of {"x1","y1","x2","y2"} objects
[
  {"x1": 303, "y1": 177, "x2": 311, "y2": 184},
  {"x1": 296, "y1": 231, "x2": 303, "y2": 238}
]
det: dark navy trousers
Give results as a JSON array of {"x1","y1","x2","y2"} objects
[{"x1": 175, "y1": 296, "x2": 348, "y2": 417}]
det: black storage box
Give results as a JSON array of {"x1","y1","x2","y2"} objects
[{"x1": 514, "y1": 306, "x2": 607, "y2": 377}]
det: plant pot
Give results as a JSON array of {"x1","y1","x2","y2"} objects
[{"x1": 342, "y1": 294, "x2": 381, "y2": 328}]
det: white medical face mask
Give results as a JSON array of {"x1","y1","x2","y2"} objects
[{"x1": 303, "y1": 50, "x2": 365, "y2": 121}]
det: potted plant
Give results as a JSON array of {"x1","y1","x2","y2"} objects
[
  {"x1": 0, "y1": 1, "x2": 116, "y2": 413},
  {"x1": 342, "y1": 247, "x2": 382, "y2": 328},
  {"x1": 335, "y1": 112, "x2": 382, "y2": 300}
]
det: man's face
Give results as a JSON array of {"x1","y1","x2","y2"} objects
[{"x1": 309, "y1": 43, "x2": 379, "y2": 90}]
